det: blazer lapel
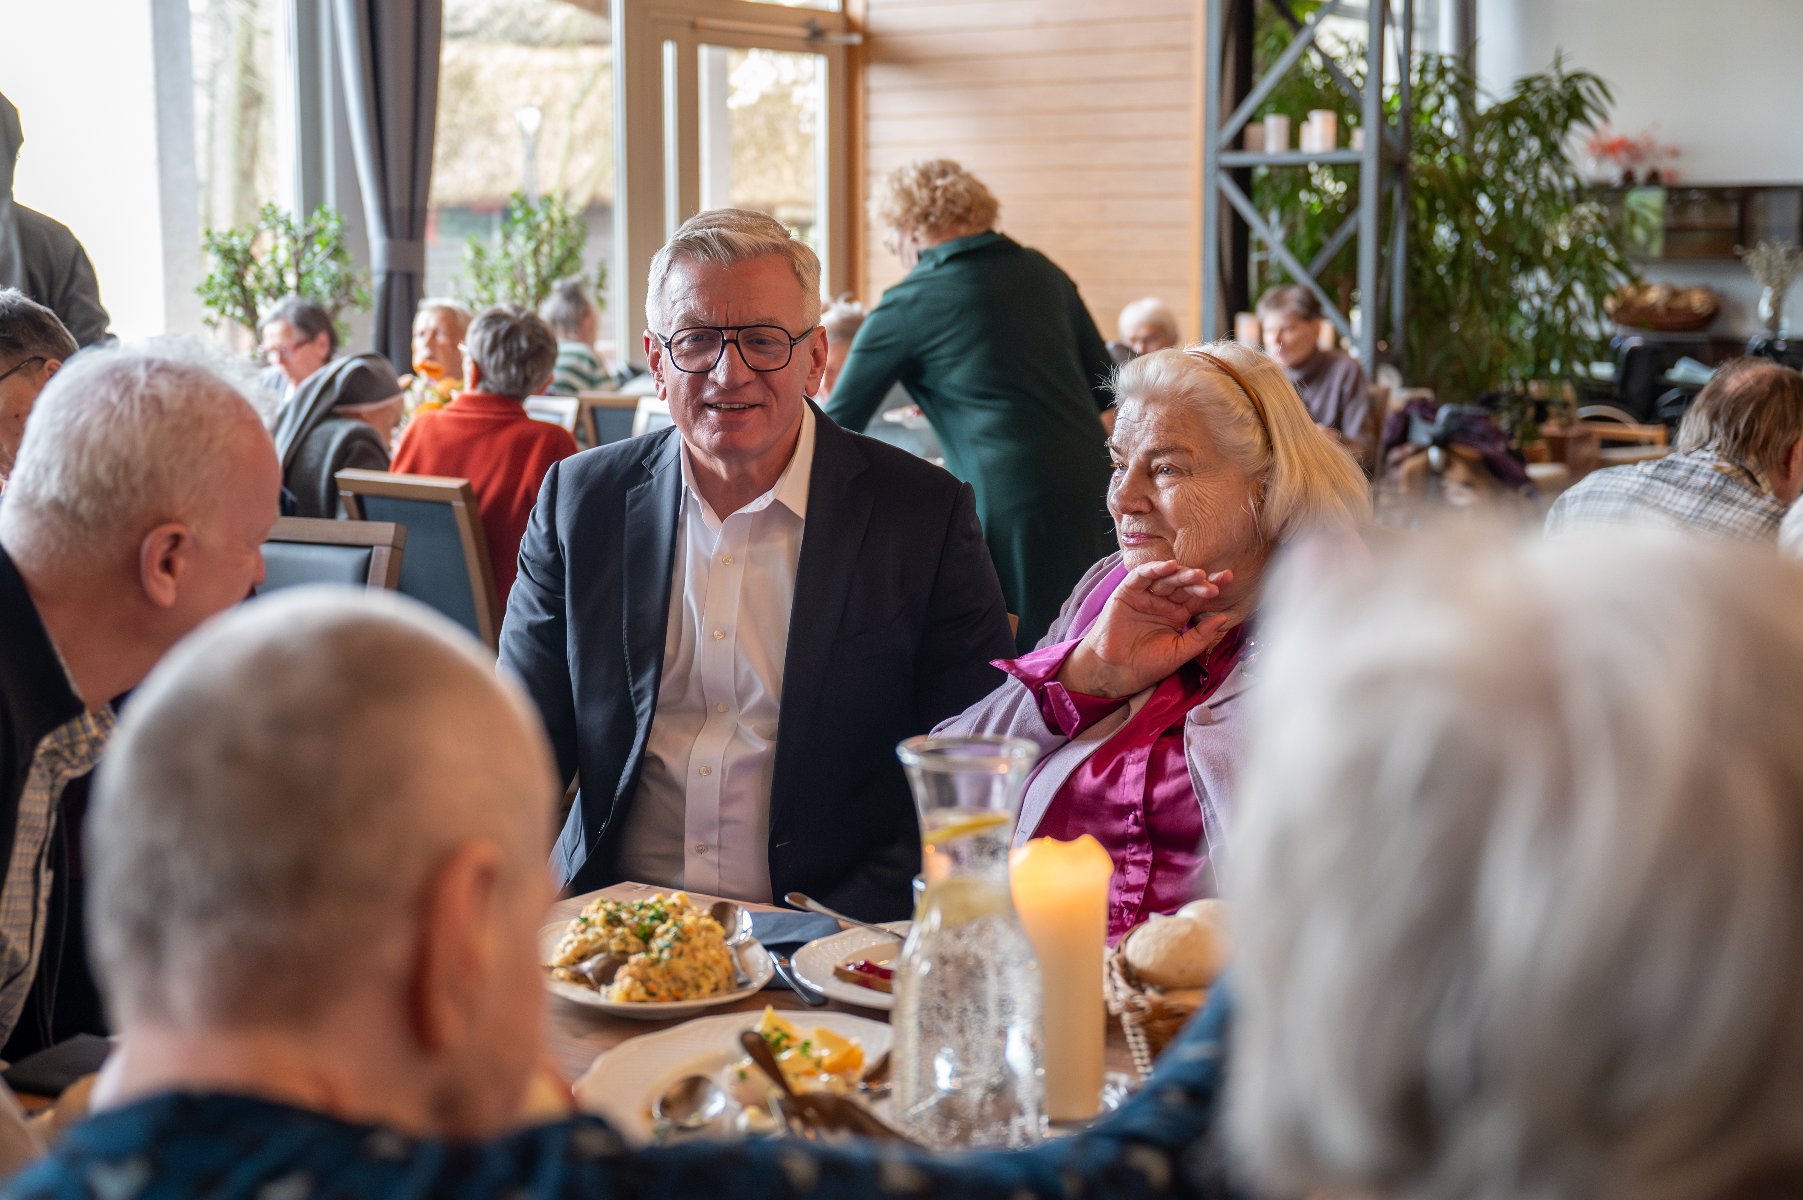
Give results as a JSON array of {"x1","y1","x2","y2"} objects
[
  {"x1": 771, "y1": 407, "x2": 872, "y2": 806},
  {"x1": 621, "y1": 432, "x2": 683, "y2": 745}
]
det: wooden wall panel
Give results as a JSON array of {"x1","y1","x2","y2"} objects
[{"x1": 854, "y1": 0, "x2": 1202, "y2": 344}]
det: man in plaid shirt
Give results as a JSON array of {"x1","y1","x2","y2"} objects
[{"x1": 1547, "y1": 359, "x2": 1803, "y2": 543}]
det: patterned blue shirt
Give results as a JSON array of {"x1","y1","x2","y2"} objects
[{"x1": 2, "y1": 994, "x2": 1237, "y2": 1200}]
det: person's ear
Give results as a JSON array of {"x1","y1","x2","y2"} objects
[
  {"x1": 43, "y1": 359, "x2": 62, "y2": 380},
  {"x1": 138, "y1": 522, "x2": 192, "y2": 609},
  {"x1": 465, "y1": 357, "x2": 483, "y2": 391},
  {"x1": 408, "y1": 841, "x2": 504, "y2": 1054},
  {"x1": 643, "y1": 330, "x2": 668, "y2": 395},
  {"x1": 803, "y1": 326, "x2": 828, "y2": 396},
  {"x1": 1784, "y1": 435, "x2": 1803, "y2": 503}
]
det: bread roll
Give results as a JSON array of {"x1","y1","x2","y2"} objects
[
  {"x1": 1177, "y1": 898, "x2": 1231, "y2": 934},
  {"x1": 1123, "y1": 912, "x2": 1230, "y2": 989}
]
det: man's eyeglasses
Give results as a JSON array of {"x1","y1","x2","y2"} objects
[
  {"x1": 654, "y1": 324, "x2": 815, "y2": 374},
  {"x1": 0, "y1": 356, "x2": 46, "y2": 386}
]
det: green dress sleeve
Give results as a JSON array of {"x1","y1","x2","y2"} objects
[{"x1": 822, "y1": 297, "x2": 914, "y2": 432}]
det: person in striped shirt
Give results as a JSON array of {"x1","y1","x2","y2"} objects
[{"x1": 541, "y1": 277, "x2": 607, "y2": 396}]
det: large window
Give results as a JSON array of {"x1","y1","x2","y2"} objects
[
  {"x1": 190, "y1": 0, "x2": 286, "y2": 244},
  {"x1": 428, "y1": 0, "x2": 617, "y2": 357},
  {"x1": 697, "y1": 46, "x2": 826, "y2": 257}
]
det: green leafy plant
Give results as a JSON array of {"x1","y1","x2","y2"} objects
[
  {"x1": 1250, "y1": 20, "x2": 1636, "y2": 432},
  {"x1": 462, "y1": 191, "x2": 607, "y2": 311},
  {"x1": 197, "y1": 202, "x2": 371, "y2": 336}
]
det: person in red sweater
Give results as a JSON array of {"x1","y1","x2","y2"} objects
[{"x1": 391, "y1": 304, "x2": 577, "y2": 607}]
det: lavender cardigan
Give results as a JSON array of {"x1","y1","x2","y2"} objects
[{"x1": 933, "y1": 553, "x2": 1251, "y2": 892}]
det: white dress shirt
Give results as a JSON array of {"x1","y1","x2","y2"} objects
[{"x1": 617, "y1": 406, "x2": 816, "y2": 901}]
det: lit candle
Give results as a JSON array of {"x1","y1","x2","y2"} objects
[
  {"x1": 1234, "y1": 311, "x2": 1262, "y2": 347},
  {"x1": 1308, "y1": 109, "x2": 1337, "y2": 151},
  {"x1": 1262, "y1": 113, "x2": 1290, "y2": 153},
  {"x1": 1010, "y1": 835, "x2": 1114, "y2": 1122}
]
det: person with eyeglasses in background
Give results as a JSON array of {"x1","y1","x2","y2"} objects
[
  {"x1": 0, "y1": 289, "x2": 76, "y2": 490},
  {"x1": 257, "y1": 296, "x2": 337, "y2": 408},
  {"x1": 498, "y1": 209, "x2": 1015, "y2": 921}
]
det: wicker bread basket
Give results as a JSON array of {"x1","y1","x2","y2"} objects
[{"x1": 1105, "y1": 942, "x2": 1206, "y2": 1079}]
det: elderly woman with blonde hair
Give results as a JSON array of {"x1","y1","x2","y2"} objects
[
  {"x1": 824, "y1": 158, "x2": 1117, "y2": 650},
  {"x1": 937, "y1": 341, "x2": 1369, "y2": 939}
]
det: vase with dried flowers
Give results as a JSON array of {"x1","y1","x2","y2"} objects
[{"x1": 1741, "y1": 240, "x2": 1803, "y2": 339}]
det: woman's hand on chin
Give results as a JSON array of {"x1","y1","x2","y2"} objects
[{"x1": 1056, "y1": 560, "x2": 1232, "y2": 699}]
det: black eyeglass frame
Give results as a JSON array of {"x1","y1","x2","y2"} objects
[
  {"x1": 652, "y1": 324, "x2": 818, "y2": 374},
  {"x1": 0, "y1": 356, "x2": 47, "y2": 386}
]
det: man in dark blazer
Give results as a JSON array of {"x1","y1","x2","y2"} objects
[{"x1": 499, "y1": 210, "x2": 1014, "y2": 921}]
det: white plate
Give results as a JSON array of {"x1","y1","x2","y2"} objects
[
  {"x1": 573, "y1": 1009, "x2": 892, "y2": 1142},
  {"x1": 539, "y1": 920, "x2": 776, "y2": 1020},
  {"x1": 789, "y1": 921, "x2": 909, "y2": 1011}
]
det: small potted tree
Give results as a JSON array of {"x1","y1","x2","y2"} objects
[{"x1": 197, "y1": 202, "x2": 371, "y2": 343}]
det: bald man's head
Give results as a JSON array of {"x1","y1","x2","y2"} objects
[{"x1": 89, "y1": 589, "x2": 557, "y2": 1030}]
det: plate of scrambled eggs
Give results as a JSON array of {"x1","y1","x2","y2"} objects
[{"x1": 541, "y1": 891, "x2": 774, "y2": 1019}]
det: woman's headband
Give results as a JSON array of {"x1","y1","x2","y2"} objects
[{"x1": 1183, "y1": 347, "x2": 1271, "y2": 437}]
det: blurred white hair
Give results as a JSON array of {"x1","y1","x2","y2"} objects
[
  {"x1": 88, "y1": 588, "x2": 558, "y2": 1029},
  {"x1": 1229, "y1": 525, "x2": 1803, "y2": 1200},
  {"x1": 1117, "y1": 296, "x2": 1179, "y2": 345},
  {"x1": 645, "y1": 208, "x2": 821, "y2": 334},
  {"x1": 0, "y1": 342, "x2": 267, "y2": 570}
]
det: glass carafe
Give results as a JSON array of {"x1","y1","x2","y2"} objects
[{"x1": 890, "y1": 735, "x2": 1045, "y2": 1148}]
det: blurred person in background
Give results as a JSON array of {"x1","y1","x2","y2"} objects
[
  {"x1": 393, "y1": 305, "x2": 575, "y2": 606},
  {"x1": 825, "y1": 158, "x2": 1116, "y2": 649},
  {"x1": 1547, "y1": 357, "x2": 1803, "y2": 543},
  {"x1": 1256, "y1": 284, "x2": 1374, "y2": 471},
  {"x1": 0, "y1": 289, "x2": 76, "y2": 486},
  {"x1": 405, "y1": 299, "x2": 473, "y2": 414},
  {"x1": 540, "y1": 278, "x2": 607, "y2": 396},
  {"x1": 257, "y1": 296, "x2": 337, "y2": 406},
  {"x1": 0, "y1": 95, "x2": 109, "y2": 349},
  {"x1": 271, "y1": 354, "x2": 402, "y2": 518},
  {"x1": 1115, "y1": 297, "x2": 1181, "y2": 361}
]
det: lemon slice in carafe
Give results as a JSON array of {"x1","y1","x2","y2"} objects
[{"x1": 921, "y1": 810, "x2": 1010, "y2": 847}]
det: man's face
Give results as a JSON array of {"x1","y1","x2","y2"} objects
[
  {"x1": 1123, "y1": 321, "x2": 1177, "y2": 358},
  {"x1": 0, "y1": 352, "x2": 58, "y2": 481},
  {"x1": 261, "y1": 320, "x2": 332, "y2": 387},
  {"x1": 1260, "y1": 313, "x2": 1321, "y2": 370},
  {"x1": 412, "y1": 310, "x2": 464, "y2": 380},
  {"x1": 172, "y1": 423, "x2": 281, "y2": 631},
  {"x1": 645, "y1": 254, "x2": 825, "y2": 483}
]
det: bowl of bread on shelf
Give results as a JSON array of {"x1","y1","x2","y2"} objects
[{"x1": 1106, "y1": 899, "x2": 1231, "y2": 1077}]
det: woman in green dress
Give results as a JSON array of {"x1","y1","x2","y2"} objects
[{"x1": 823, "y1": 159, "x2": 1116, "y2": 650}]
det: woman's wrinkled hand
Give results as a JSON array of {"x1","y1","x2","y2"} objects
[{"x1": 1056, "y1": 561, "x2": 1233, "y2": 699}]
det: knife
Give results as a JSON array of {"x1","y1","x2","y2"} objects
[{"x1": 771, "y1": 953, "x2": 827, "y2": 1006}]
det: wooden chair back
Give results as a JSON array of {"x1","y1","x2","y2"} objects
[
  {"x1": 258, "y1": 517, "x2": 406, "y2": 593},
  {"x1": 524, "y1": 395, "x2": 581, "y2": 433},
  {"x1": 334, "y1": 470, "x2": 500, "y2": 650},
  {"x1": 577, "y1": 389, "x2": 640, "y2": 447}
]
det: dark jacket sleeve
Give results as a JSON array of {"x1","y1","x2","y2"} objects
[
  {"x1": 823, "y1": 297, "x2": 913, "y2": 432},
  {"x1": 497, "y1": 461, "x2": 580, "y2": 789},
  {"x1": 913, "y1": 480, "x2": 1016, "y2": 729},
  {"x1": 51, "y1": 239, "x2": 109, "y2": 349}
]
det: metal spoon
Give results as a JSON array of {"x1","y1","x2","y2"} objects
[
  {"x1": 783, "y1": 892, "x2": 901, "y2": 940},
  {"x1": 709, "y1": 899, "x2": 754, "y2": 989},
  {"x1": 856, "y1": 1049, "x2": 892, "y2": 1097},
  {"x1": 651, "y1": 1073, "x2": 727, "y2": 1143},
  {"x1": 550, "y1": 950, "x2": 625, "y2": 990}
]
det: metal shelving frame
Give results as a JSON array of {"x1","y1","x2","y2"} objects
[{"x1": 1201, "y1": 0, "x2": 1414, "y2": 371}]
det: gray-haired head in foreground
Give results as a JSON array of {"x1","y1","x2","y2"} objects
[
  {"x1": 0, "y1": 348, "x2": 265, "y2": 569},
  {"x1": 259, "y1": 295, "x2": 337, "y2": 356},
  {"x1": 465, "y1": 304, "x2": 558, "y2": 399},
  {"x1": 88, "y1": 588, "x2": 557, "y2": 1029},
  {"x1": 645, "y1": 208, "x2": 821, "y2": 334},
  {"x1": 0, "y1": 288, "x2": 77, "y2": 364},
  {"x1": 538, "y1": 277, "x2": 598, "y2": 338},
  {"x1": 1229, "y1": 526, "x2": 1803, "y2": 1200}
]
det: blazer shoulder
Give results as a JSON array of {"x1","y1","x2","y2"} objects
[{"x1": 557, "y1": 427, "x2": 679, "y2": 493}]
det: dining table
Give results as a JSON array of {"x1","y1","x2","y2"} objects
[{"x1": 544, "y1": 880, "x2": 1141, "y2": 1092}]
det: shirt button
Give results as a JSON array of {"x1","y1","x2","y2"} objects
[
  {"x1": 699, "y1": 765, "x2": 713, "y2": 777},
  {"x1": 695, "y1": 843, "x2": 709, "y2": 855},
  {"x1": 721, "y1": 554, "x2": 734, "y2": 566},
  {"x1": 712, "y1": 629, "x2": 725, "y2": 640},
  {"x1": 715, "y1": 703, "x2": 728, "y2": 713}
]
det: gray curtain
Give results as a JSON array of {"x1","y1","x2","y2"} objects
[{"x1": 332, "y1": 0, "x2": 442, "y2": 371}]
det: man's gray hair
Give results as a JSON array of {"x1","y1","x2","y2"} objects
[
  {"x1": 465, "y1": 304, "x2": 558, "y2": 399},
  {"x1": 259, "y1": 295, "x2": 337, "y2": 356},
  {"x1": 0, "y1": 349, "x2": 265, "y2": 569},
  {"x1": 645, "y1": 208, "x2": 821, "y2": 334},
  {"x1": 1229, "y1": 527, "x2": 1803, "y2": 1200},
  {"x1": 88, "y1": 588, "x2": 557, "y2": 1028},
  {"x1": 538, "y1": 277, "x2": 597, "y2": 338},
  {"x1": 0, "y1": 288, "x2": 77, "y2": 363}
]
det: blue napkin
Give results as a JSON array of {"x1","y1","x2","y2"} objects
[{"x1": 751, "y1": 910, "x2": 840, "y2": 951}]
